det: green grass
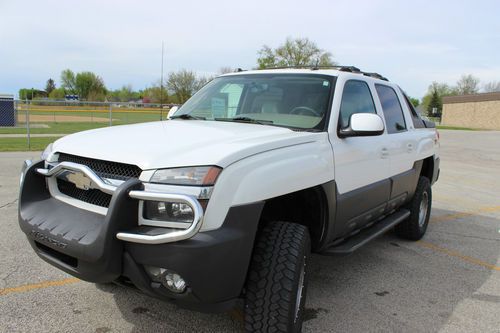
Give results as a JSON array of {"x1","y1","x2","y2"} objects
[
  {"x1": 0, "y1": 122, "x2": 109, "y2": 134},
  {"x1": 0, "y1": 137, "x2": 59, "y2": 152},
  {"x1": 0, "y1": 108, "x2": 167, "y2": 150},
  {"x1": 436, "y1": 125, "x2": 478, "y2": 131},
  {"x1": 0, "y1": 110, "x2": 165, "y2": 135}
]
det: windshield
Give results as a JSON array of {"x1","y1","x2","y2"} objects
[{"x1": 174, "y1": 74, "x2": 335, "y2": 130}]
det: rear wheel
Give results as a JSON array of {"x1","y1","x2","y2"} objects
[
  {"x1": 245, "y1": 221, "x2": 310, "y2": 333},
  {"x1": 396, "y1": 176, "x2": 432, "y2": 240}
]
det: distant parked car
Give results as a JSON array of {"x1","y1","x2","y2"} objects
[{"x1": 64, "y1": 95, "x2": 79, "y2": 102}]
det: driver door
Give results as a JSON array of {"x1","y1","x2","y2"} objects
[{"x1": 329, "y1": 79, "x2": 391, "y2": 237}]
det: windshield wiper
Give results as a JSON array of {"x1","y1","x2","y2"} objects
[
  {"x1": 214, "y1": 117, "x2": 273, "y2": 125},
  {"x1": 170, "y1": 114, "x2": 206, "y2": 120}
]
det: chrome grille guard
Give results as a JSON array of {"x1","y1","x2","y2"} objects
[{"x1": 36, "y1": 162, "x2": 204, "y2": 244}]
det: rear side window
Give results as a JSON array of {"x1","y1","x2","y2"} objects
[
  {"x1": 339, "y1": 80, "x2": 376, "y2": 128},
  {"x1": 375, "y1": 85, "x2": 406, "y2": 134},
  {"x1": 401, "y1": 92, "x2": 425, "y2": 129}
]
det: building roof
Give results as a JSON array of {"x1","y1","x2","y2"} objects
[{"x1": 442, "y1": 92, "x2": 500, "y2": 104}]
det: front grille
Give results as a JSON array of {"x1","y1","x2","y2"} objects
[
  {"x1": 58, "y1": 153, "x2": 142, "y2": 181},
  {"x1": 57, "y1": 178, "x2": 112, "y2": 208}
]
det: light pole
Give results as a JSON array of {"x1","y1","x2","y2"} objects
[{"x1": 160, "y1": 41, "x2": 164, "y2": 120}]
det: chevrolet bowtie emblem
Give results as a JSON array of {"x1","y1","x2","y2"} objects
[{"x1": 66, "y1": 171, "x2": 93, "y2": 190}]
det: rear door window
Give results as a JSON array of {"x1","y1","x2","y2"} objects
[{"x1": 375, "y1": 84, "x2": 407, "y2": 134}]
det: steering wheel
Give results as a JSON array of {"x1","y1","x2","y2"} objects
[{"x1": 289, "y1": 106, "x2": 321, "y2": 117}]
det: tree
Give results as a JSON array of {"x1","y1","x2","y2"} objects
[
  {"x1": 421, "y1": 81, "x2": 456, "y2": 113},
  {"x1": 408, "y1": 96, "x2": 420, "y2": 107},
  {"x1": 45, "y1": 78, "x2": 56, "y2": 95},
  {"x1": 18, "y1": 88, "x2": 46, "y2": 100},
  {"x1": 257, "y1": 37, "x2": 336, "y2": 69},
  {"x1": 427, "y1": 89, "x2": 441, "y2": 117},
  {"x1": 48, "y1": 88, "x2": 65, "y2": 99},
  {"x1": 108, "y1": 85, "x2": 140, "y2": 102},
  {"x1": 483, "y1": 81, "x2": 500, "y2": 93},
  {"x1": 75, "y1": 71, "x2": 107, "y2": 100},
  {"x1": 167, "y1": 70, "x2": 209, "y2": 104},
  {"x1": 60, "y1": 69, "x2": 76, "y2": 94},
  {"x1": 142, "y1": 81, "x2": 169, "y2": 104},
  {"x1": 116, "y1": 84, "x2": 135, "y2": 102},
  {"x1": 218, "y1": 67, "x2": 234, "y2": 74},
  {"x1": 455, "y1": 74, "x2": 480, "y2": 95}
]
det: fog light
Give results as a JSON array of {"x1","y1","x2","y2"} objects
[
  {"x1": 144, "y1": 266, "x2": 187, "y2": 293},
  {"x1": 144, "y1": 201, "x2": 194, "y2": 223},
  {"x1": 163, "y1": 272, "x2": 186, "y2": 293}
]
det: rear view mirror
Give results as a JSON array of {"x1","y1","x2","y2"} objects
[{"x1": 339, "y1": 113, "x2": 384, "y2": 138}]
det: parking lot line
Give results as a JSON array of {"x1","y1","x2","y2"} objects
[
  {"x1": 431, "y1": 205, "x2": 500, "y2": 223},
  {"x1": 417, "y1": 240, "x2": 500, "y2": 271},
  {"x1": 0, "y1": 277, "x2": 80, "y2": 296}
]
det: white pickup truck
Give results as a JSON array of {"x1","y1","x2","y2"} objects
[{"x1": 19, "y1": 67, "x2": 439, "y2": 332}]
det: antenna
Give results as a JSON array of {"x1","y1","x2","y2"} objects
[{"x1": 160, "y1": 41, "x2": 164, "y2": 119}]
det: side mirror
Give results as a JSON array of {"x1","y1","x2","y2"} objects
[
  {"x1": 167, "y1": 106, "x2": 179, "y2": 119},
  {"x1": 339, "y1": 113, "x2": 385, "y2": 138}
]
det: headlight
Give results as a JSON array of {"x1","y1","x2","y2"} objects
[
  {"x1": 40, "y1": 143, "x2": 58, "y2": 163},
  {"x1": 150, "y1": 166, "x2": 222, "y2": 186}
]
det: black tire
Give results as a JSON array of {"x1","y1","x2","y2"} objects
[
  {"x1": 396, "y1": 176, "x2": 432, "y2": 240},
  {"x1": 245, "y1": 221, "x2": 311, "y2": 333}
]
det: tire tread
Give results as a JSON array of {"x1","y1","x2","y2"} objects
[{"x1": 245, "y1": 221, "x2": 310, "y2": 333}]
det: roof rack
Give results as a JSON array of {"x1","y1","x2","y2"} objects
[
  {"x1": 363, "y1": 72, "x2": 389, "y2": 81},
  {"x1": 262, "y1": 65, "x2": 357, "y2": 71},
  {"x1": 258, "y1": 65, "x2": 389, "y2": 81}
]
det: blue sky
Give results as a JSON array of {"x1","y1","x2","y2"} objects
[{"x1": 0, "y1": 0, "x2": 498, "y2": 99}]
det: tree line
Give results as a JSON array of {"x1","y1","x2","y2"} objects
[
  {"x1": 421, "y1": 75, "x2": 500, "y2": 117},
  {"x1": 18, "y1": 37, "x2": 500, "y2": 112},
  {"x1": 18, "y1": 37, "x2": 336, "y2": 104},
  {"x1": 19, "y1": 69, "x2": 213, "y2": 104}
]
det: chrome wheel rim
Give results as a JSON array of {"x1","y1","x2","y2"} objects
[
  {"x1": 294, "y1": 257, "x2": 306, "y2": 322},
  {"x1": 418, "y1": 191, "x2": 429, "y2": 227}
]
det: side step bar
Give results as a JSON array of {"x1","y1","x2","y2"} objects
[{"x1": 323, "y1": 209, "x2": 410, "y2": 255}]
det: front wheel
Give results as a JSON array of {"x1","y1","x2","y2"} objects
[
  {"x1": 396, "y1": 176, "x2": 432, "y2": 240},
  {"x1": 245, "y1": 221, "x2": 311, "y2": 333}
]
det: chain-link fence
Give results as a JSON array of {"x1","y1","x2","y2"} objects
[{"x1": 0, "y1": 100, "x2": 178, "y2": 151}]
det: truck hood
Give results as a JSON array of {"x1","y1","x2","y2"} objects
[{"x1": 52, "y1": 120, "x2": 321, "y2": 170}]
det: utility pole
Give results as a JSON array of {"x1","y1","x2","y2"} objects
[{"x1": 160, "y1": 41, "x2": 164, "y2": 120}]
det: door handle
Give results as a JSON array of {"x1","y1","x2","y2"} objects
[
  {"x1": 381, "y1": 147, "x2": 389, "y2": 159},
  {"x1": 407, "y1": 143, "x2": 414, "y2": 153}
]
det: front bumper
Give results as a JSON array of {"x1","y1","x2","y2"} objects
[{"x1": 18, "y1": 160, "x2": 264, "y2": 312}]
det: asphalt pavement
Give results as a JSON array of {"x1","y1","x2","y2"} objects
[{"x1": 0, "y1": 130, "x2": 499, "y2": 332}]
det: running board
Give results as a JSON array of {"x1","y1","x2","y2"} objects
[{"x1": 323, "y1": 209, "x2": 410, "y2": 255}]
